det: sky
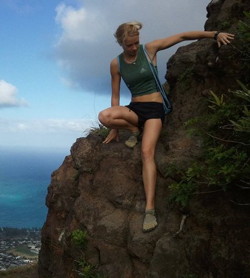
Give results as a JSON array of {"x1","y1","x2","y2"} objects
[{"x1": 0, "y1": 0, "x2": 210, "y2": 154}]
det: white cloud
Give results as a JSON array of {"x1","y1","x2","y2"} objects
[
  {"x1": 0, "y1": 117, "x2": 99, "y2": 150},
  {"x1": 16, "y1": 123, "x2": 29, "y2": 131},
  {"x1": 43, "y1": 118, "x2": 96, "y2": 133},
  {"x1": 0, "y1": 80, "x2": 28, "y2": 108},
  {"x1": 53, "y1": 0, "x2": 210, "y2": 93},
  {"x1": 55, "y1": 4, "x2": 106, "y2": 42},
  {"x1": 0, "y1": 118, "x2": 98, "y2": 134}
]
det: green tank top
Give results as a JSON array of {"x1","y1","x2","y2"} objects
[{"x1": 118, "y1": 45, "x2": 158, "y2": 97}]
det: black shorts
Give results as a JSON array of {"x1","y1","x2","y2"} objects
[{"x1": 125, "y1": 102, "x2": 165, "y2": 129}]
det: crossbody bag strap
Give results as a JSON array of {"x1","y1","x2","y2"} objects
[{"x1": 143, "y1": 45, "x2": 172, "y2": 114}]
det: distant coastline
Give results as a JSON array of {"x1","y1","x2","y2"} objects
[
  {"x1": 0, "y1": 148, "x2": 65, "y2": 271},
  {"x1": 0, "y1": 227, "x2": 41, "y2": 271}
]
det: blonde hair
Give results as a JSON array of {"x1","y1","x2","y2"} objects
[{"x1": 114, "y1": 21, "x2": 142, "y2": 45}]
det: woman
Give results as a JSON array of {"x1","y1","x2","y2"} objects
[{"x1": 98, "y1": 21, "x2": 234, "y2": 232}]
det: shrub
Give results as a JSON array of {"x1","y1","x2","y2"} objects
[
  {"x1": 169, "y1": 83, "x2": 250, "y2": 208},
  {"x1": 71, "y1": 229, "x2": 88, "y2": 249}
]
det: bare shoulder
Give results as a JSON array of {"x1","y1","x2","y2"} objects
[
  {"x1": 110, "y1": 57, "x2": 120, "y2": 75},
  {"x1": 111, "y1": 57, "x2": 119, "y2": 67}
]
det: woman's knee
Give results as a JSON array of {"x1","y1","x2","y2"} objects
[
  {"x1": 141, "y1": 146, "x2": 155, "y2": 162},
  {"x1": 98, "y1": 109, "x2": 113, "y2": 126},
  {"x1": 98, "y1": 110, "x2": 108, "y2": 124}
]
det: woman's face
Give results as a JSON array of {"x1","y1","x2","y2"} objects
[{"x1": 122, "y1": 35, "x2": 140, "y2": 57}]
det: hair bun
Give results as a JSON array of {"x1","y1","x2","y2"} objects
[{"x1": 114, "y1": 21, "x2": 143, "y2": 45}]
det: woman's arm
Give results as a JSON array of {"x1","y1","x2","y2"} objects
[
  {"x1": 146, "y1": 30, "x2": 235, "y2": 60},
  {"x1": 110, "y1": 58, "x2": 121, "y2": 106},
  {"x1": 102, "y1": 58, "x2": 121, "y2": 144}
]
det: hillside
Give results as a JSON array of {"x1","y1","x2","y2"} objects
[
  {"x1": 0, "y1": 264, "x2": 38, "y2": 278},
  {"x1": 38, "y1": 1, "x2": 250, "y2": 277}
]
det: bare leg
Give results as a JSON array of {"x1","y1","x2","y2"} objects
[
  {"x1": 141, "y1": 119, "x2": 162, "y2": 210},
  {"x1": 98, "y1": 106, "x2": 138, "y2": 132},
  {"x1": 141, "y1": 119, "x2": 162, "y2": 232}
]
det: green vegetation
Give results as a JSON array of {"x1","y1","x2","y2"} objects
[
  {"x1": 169, "y1": 83, "x2": 250, "y2": 207},
  {"x1": 169, "y1": 12, "x2": 250, "y2": 208},
  {"x1": 75, "y1": 260, "x2": 107, "y2": 278},
  {"x1": 0, "y1": 264, "x2": 38, "y2": 278},
  {"x1": 218, "y1": 20, "x2": 232, "y2": 30},
  {"x1": 71, "y1": 229, "x2": 106, "y2": 278},
  {"x1": 71, "y1": 229, "x2": 88, "y2": 249},
  {"x1": 89, "y1": 124, "x2": 109, "y2": 139},
  {"x1": 8, "y1": 245, "x2": 37, "y2": 259},
  {"x1": 231, "y1": 11, "x2": 250, "y2": 84}
]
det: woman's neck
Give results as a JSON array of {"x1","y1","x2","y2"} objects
[{"x1": 123, "y1": 53, "x2": 138, "y2": 64}]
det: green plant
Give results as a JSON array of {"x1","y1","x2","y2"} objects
[
  {"x1": 230, "y1": 11, "x2": 250, "y2": 84},
  {"x1": 71, "y1": 229, "x2": 88, "y2": 249},
  {"x1": 75, "y1": 259, "x2": 107, "y2": 278},
  {"x1": 169, "y1": 179, "x2": 198, "y2": 208},
  {"x1": 89, "y1": 123, "x2": 109, "y2": 139},
  {"x1": 230, "y1": 106, "x2": 250, "y2": 132},
  {"x1": 71, "y1": 230, "x2": 107, "y2": 278},
  {"x1": 208, "y1": 90, "x2": 225, "y2": 109},
  {"x1": 168, "y1": 84, "x2": 250, "y2": 208},
  {"x1": 230, "y1": 81, "x2": 250, "y2": 132},
  {"x1": 163, "y1": 162, "x2": 183, "y2": 178},
  {"x1": 76, "y1": 260, "x2": 95, "y2": 278},
  {"x1": 218, "y1": 20, "x2": 232, "y2": 30}
]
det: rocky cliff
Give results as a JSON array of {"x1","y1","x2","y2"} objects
[{"x1": 38, "y1": 1, "x2": 250, "y2": 277}]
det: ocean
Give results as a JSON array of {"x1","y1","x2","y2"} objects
[{"x1": 0, "y1": 147, "x2": 69, "y2": 228}]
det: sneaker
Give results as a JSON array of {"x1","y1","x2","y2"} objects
[
  {"x1": 125, "y1": 132, "x2": 139, "y2": 148},
  {"x1": 142, "y1": 209, "x2": 158, "y2": 233}
]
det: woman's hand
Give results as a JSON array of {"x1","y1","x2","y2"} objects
[
  {"x1": 216, "y1": 32, "x2": 235, "y2": 47},
  {"x1": 103, "y1": 129, "x2": 119, "y2": 144}
]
